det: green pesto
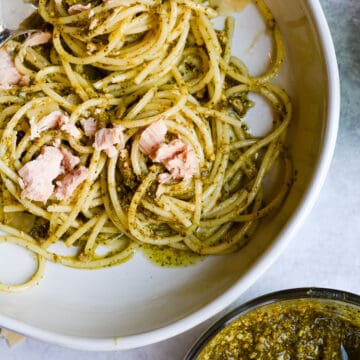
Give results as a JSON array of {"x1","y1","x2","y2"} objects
[
  {"x1": 198, "y1": 300, "x2": 360, "y2": 360},
  {"x1": 140, "y1": 244, "x2": 204, "y2": 267}
]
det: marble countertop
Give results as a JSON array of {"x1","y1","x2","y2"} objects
[{"x1": 1, "y1": 0, "x2": 359, "y2": 358}]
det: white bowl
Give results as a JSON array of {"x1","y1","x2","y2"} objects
[{"x1": 0, "y1": 0, "x2": 339, "y2": 351}]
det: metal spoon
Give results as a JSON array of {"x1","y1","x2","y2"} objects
[
  {"x1": 342, "y1": 328, "x2": 360, "y2": 360},
  {"x1": 341, "y1": 344, "x2": 349, "y2": 360},
  {"x1": 0, "y1": 0, "x2": 38, "y2": 48}
]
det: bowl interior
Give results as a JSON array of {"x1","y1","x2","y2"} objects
[{"x1": 0, "y1": 0, "x2": 335, "y2": 349}]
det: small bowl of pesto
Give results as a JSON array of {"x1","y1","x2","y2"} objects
[{"x1": 186, "y1": 288, "x2": 360, "y2": 360}]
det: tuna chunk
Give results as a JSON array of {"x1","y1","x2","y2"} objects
[
  {"x1": 93, "y1": 125, "x2": 125, "y2": 158},
  {"x1": 18, "y1": 146, "x2": 64, "y2": 203},
  {"x1": 68, "y1": 4, "x2": 91, "y2": 14},
  {"x1": 60, "y1": 147, "x2": 80, "y2": 171},
  {"x1": 58, "y1": 119, "x2": 81, "y2": 138},
  {"x1": 80, "y1": 117, "x2": 97, "y2": 137},
  {"x1": 25, "y1": 32, "x2": 52, "y2": 47},
  {"x1": 30, "y1": 111, "x2": 62, "y2": 139},
  {"x1": 139, "y1": 120, "x2": 167, "y2": 155},
  {"x1": 54, "y1": 166, "x2": 88, "y2": 201},
  {"x1": 152, "y1": 139, "x2": 199, "y2": 183},
  {"x1": 0, "y1": 49, "x2": 24, "y2": 89},
  {"x1": 151, "y1": 138, "x2": 185, "y2": 163},
  {"x1": 30, "y1": 110, "x2": 80, "y2": 139}
]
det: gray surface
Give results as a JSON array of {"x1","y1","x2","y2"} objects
[{"x1": 0, "y1": 0, "x2": 359, "y2": 358}]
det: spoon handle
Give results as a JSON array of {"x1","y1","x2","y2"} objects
[
  {"x1": 0, "y1": 28, "x2": 36, "y2": 48},
  {"x1": 0, "y1": 29, "x2": 13, "y2": 48}
]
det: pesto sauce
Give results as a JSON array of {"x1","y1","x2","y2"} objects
[
  {"x1": 140, "y1": 244, "x2": 204, "y2": 267},
  {"x1": 198, "y1": 300, "x2": 360, "y2": 360}
]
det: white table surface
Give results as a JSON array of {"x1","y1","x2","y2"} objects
[{"x1": 1, "y1": 0, "x2": 359, "y2": 358}]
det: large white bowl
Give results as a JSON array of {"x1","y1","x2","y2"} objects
[{"x1": 0, "y1": 0, "x2": 339, "y2": 351}]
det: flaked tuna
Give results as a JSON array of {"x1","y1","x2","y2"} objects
[
  {"x1": 151, "y1": 138, "x2": 184, "y2": 163},
  {"x1": 139, "y1": 120, "x2": 167, "y2": 155},
  {"x1": 152, "y1": 139, "x2": 199, "y2": 183},
  {"x1": 30, "y1": 111, "x2": 63, "y2": 139},
  {"x1": 68, "y1": 4, "x2": 91, "y2": 14},
  {"x1": 80, "y1": 117, "x2": 97, "y2": 137},
  {"x1": 54, "y1": 166, "x2": 88, "y2": 201},
  {"x1": 18, "y1": 146, "x2": 64, "y2": 203},
  {"x1": 93, "y1": 125, "x2": 125, "y2": 158},
  {"x1": 30, "y1": 110, "x2": 81, "y2": 139},
  {"x1": 58, "y1": 119, "x2": 81, "y2": 138},
  {"x1": 60, "y1": 147, "x2": 80, "y2": 171},
  {"x1": 0, "y1": 50, "x2": 25, "y2": 89},
  {"x1": 24, "y1": 32, "x2": 52, "y2": 47}
]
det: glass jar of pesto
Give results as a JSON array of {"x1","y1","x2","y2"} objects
[{"x1": 185, "y1": 288, "x2": 360, "y2": 360}]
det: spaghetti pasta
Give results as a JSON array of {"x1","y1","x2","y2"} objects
[{"x1": 0, "y1": 0, "x2": 292, "y2": 292}]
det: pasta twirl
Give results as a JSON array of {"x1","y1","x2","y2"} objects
[{"x1": 0, "y1": 0, "x2": 292, "y2": 291}]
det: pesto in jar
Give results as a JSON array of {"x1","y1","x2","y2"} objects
[{"x1": 198, "y1": 300, "x2": 360, "y2": 360}]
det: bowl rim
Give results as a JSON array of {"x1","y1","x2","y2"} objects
[
  {"x1": 185, "y1": 287, "x2": 360, "y2": 359},
  {"x1": 0, "y1": 0, "x2": 340, "y2": 351}
]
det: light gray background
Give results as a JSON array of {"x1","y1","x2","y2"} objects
[{"x1": 1, "y1": 0, "x2": 359, "y2": 358}]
